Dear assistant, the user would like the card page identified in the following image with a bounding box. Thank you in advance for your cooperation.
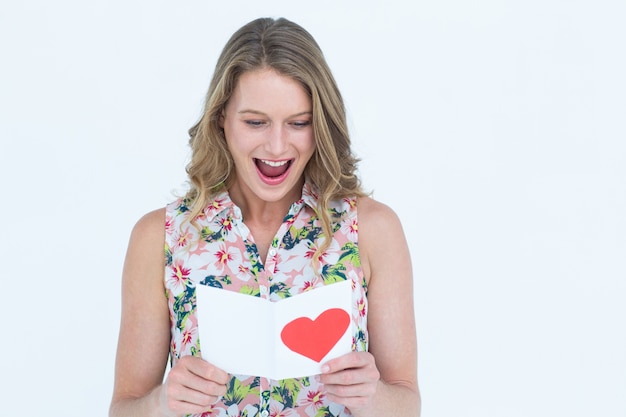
[196,280,353,379]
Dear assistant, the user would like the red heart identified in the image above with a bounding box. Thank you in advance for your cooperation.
[280,308,351,362]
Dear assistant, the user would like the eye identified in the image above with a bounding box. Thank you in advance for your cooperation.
[290,121,312,128]
[245,120,266,127]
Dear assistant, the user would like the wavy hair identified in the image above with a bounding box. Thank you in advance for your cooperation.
[185,17,366,255]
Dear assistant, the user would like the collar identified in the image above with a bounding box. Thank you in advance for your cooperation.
[200,181,320,223]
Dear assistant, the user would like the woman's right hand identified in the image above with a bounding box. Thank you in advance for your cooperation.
[159,356,229,417]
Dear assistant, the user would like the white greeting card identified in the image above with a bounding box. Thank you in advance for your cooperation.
[196,280,353,380]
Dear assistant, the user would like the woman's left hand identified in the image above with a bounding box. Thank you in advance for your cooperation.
[319,351,380,412]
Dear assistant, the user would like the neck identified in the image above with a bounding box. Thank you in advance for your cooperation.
[228,178,304,224]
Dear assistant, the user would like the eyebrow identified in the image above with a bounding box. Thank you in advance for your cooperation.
[238,110,312,118]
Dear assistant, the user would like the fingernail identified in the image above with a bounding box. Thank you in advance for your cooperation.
[321,365,330,373]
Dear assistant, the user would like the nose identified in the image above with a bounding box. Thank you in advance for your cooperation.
[266,124,288,155]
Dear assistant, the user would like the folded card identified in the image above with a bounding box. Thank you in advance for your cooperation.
[196,280,353,380]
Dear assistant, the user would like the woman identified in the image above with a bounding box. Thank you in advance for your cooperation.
[110,17,420,417]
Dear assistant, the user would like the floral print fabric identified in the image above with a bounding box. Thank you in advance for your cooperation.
[164,183,368,417]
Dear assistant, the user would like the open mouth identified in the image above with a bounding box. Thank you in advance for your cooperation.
[255,158,292,178]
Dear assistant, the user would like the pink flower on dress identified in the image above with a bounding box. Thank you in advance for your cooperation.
[165,215,174,235]
[181,326,197,347]
[303,389,325,408]
[269,403,297,417]
[206,243,242,275]
[304,244,319,261]
[343,197,357,209]
[204,197,227,218]
[170,339,178,358]
[236,263,253,282]
[357,297,367,317]
[216,249,231,264]
[168,260,190,293]
[172,231,193,250]
[341,218,358,238]
[304,238,340,266]
[220,215,234,232]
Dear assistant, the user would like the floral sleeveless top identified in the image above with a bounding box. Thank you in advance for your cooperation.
[164,183,368,417]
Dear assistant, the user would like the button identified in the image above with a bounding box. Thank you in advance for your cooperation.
[269,248,276,256]
[261,411,269,417]
[260,285,268,295]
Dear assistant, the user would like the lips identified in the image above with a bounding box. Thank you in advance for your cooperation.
[255,158,292,179]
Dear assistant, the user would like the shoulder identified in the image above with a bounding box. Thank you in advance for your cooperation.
[125,208,167,265]
[121,208,167,299]
[357,196,404,237]
[131,208,166,241]
[356,196,410,283]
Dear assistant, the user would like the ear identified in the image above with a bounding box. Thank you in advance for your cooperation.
[218,111,225,128]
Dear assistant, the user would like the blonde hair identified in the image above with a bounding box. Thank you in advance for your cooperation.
[185,17,366,254]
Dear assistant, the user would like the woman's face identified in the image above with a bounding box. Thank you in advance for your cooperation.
[221,68,315,205]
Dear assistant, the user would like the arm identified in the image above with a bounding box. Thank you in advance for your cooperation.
[320,197,421,416]
[109,209,228,417]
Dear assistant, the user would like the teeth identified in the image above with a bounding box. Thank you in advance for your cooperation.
[260,159,288,167]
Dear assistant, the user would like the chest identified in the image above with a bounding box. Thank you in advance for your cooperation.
[245,219,284,265]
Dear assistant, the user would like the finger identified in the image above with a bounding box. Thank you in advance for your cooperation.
[168,366,228,403]
[167,380,226,411]
[323,377,378,412]
[324,381,377,399]
[325,391,372,411]
[183,373,228,398]
[182,356,230,385]
[321,351,372,374]
[320,367,380,389]
[320,354,379,387]
[162,380,223,416]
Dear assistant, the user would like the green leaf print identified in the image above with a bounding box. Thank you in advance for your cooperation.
[282,223,322,250]
[300,224,322,243]
[315,406,339,417]
[328,206,346,219]
[176,199,191,214]
[164,244,172,266]
[338,241,360,268]
[189,345,199,357]
[222,377,260,407]
[321,263,347,284]
[201,226,223,243]
[354,328,367,351]
[200,275,223,289]
[239,285,260,297]
[271,379,301,409]
[244,242,264,275]
[282,232,296,250]
[270,281,291,299]
[261,389,270,402]
[172,286,195,329]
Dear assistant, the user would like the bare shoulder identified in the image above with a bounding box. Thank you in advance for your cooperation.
[356,196,410,284]
[121,207,167,293]
[130,208,166,243]
[357,196,405,243]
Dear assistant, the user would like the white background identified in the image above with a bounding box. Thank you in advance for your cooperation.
[1,1,624,416]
